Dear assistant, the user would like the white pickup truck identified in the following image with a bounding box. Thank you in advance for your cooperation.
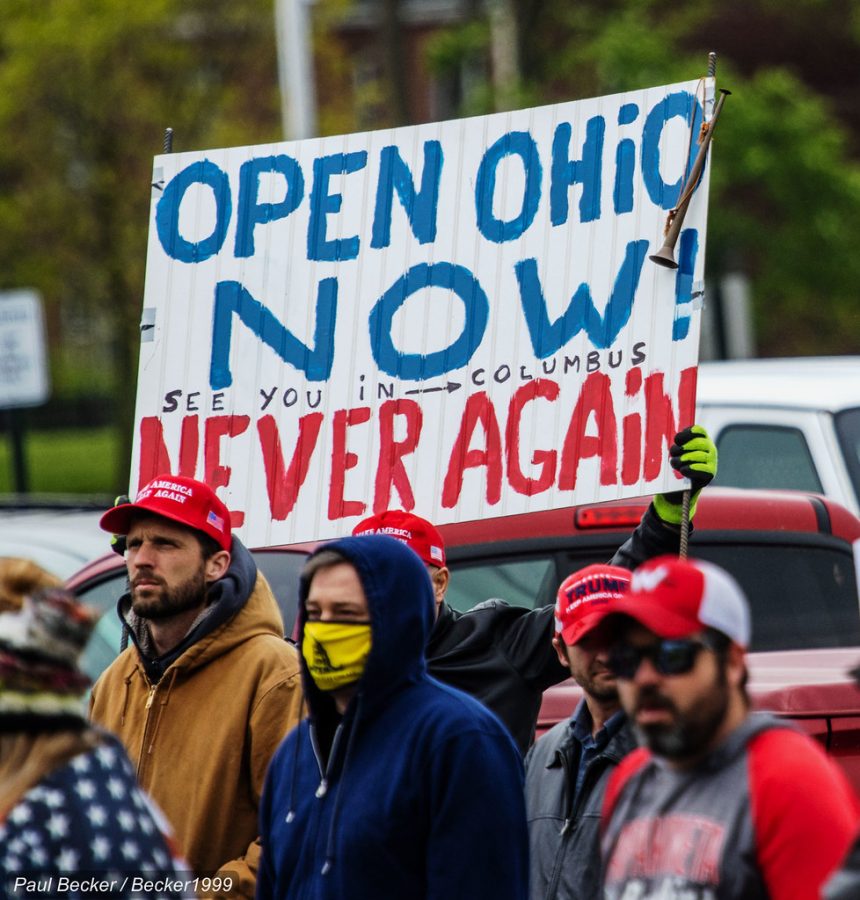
[696,356,860,515]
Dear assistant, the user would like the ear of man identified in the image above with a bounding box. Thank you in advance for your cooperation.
[551,636,571,670]
[204,550,231,584]
[430,566,449,605]
[725,641,747,692]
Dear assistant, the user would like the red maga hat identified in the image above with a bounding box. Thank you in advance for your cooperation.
[554,564,631,645]
[99,475,232,551]
[352,510,446,567]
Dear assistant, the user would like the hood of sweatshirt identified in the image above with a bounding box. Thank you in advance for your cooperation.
[119,536,282,683]
[297,534,434,723]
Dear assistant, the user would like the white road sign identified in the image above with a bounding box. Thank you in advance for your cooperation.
[0,290,50,410]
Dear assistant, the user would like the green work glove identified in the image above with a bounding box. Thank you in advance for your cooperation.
[110,494,130,556]
[653,425,717,525]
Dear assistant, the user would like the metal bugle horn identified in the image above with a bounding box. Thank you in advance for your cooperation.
[650,88,731,269]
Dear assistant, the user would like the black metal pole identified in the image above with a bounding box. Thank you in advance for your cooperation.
[5,408,29,494]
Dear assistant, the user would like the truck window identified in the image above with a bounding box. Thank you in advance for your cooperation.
[446,557,558,613]
[692,542,860,651]
[834,407,860,509]
[715,425,823,494]
[447,541,860,653]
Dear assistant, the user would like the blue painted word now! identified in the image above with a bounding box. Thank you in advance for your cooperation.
[207,232,697,389]
[156,91,703,264]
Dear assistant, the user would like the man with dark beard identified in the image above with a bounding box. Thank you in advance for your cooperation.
[88,475,304,898]
[599,555,859,900]
[524,564,637,900]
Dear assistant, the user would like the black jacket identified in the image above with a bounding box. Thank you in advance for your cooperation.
[425,503,680,753]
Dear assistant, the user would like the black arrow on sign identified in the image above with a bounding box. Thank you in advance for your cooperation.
[404,382,462,396]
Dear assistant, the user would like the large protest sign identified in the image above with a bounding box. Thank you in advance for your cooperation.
[132,77,714,545]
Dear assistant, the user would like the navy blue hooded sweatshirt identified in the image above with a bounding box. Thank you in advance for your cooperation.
[256,535,529,900]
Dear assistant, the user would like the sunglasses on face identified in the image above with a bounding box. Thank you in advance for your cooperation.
[607,636,714,679]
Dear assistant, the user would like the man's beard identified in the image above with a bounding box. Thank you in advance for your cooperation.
[574,660,618,704]
[633,666,730,760]
[131,568,207,621]
[580,671,618,703]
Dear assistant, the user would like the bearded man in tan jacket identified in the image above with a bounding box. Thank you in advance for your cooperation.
[90,474,304,898]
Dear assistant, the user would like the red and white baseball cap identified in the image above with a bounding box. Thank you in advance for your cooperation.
[609,555,751,647]
[99,475,232,551]
[555,564,631,645]
[352,510,446,567]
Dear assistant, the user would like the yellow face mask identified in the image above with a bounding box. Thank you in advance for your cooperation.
[302,620,372,692]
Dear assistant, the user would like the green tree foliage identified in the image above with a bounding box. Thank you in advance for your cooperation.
[431,0,860,354]
[0,0,282,489]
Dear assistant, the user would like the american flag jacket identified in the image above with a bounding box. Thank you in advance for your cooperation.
[1,734,189,900]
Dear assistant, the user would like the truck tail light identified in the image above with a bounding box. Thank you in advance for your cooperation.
[575,504,648,529]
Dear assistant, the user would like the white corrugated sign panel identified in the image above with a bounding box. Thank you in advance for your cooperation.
[132,78,715,545]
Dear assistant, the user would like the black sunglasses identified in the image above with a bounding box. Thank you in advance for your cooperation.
[607,636,714,679]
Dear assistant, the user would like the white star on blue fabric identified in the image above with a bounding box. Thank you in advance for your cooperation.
[91,835,111,860]
[56,847,79,871]
[96,744,118,768]
[120,839,140,861]
[8,804,31,825]
[43,788,65,808]
[70,754,91,773]
[107,777,126,799]
[86,803,108,827]
[45,812,69,838]
[75,778,97,800]
[1,741,190,899]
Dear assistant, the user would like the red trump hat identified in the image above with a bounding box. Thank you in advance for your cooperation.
[555,564,631,645]
[100,475,232,551]
[352,510,446,567]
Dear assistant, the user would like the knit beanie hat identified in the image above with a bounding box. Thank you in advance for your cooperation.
[0,586,97,731]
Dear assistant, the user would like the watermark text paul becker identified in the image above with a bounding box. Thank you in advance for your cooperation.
[11,874,233,894]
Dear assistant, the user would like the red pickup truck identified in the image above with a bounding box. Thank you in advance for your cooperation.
[69,487,860,790]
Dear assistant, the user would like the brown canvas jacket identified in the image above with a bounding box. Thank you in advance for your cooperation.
[90,572,303,898]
